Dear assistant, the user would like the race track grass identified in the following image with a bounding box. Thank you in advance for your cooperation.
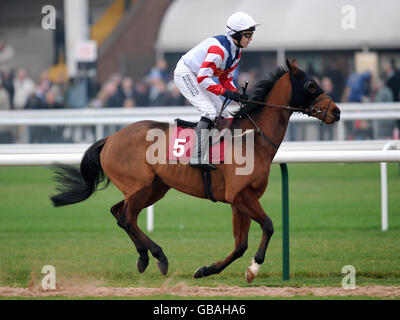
[0,163,399,290]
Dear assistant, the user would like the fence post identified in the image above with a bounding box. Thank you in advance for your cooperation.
[280,163,290,280]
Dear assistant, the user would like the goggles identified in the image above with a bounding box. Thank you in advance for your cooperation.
[241,31,254,39]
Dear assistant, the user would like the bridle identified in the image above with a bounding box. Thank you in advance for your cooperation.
[235,95,334,149]
[238,95,334,122]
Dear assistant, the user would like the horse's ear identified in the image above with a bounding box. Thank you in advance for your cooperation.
[286,59,301,78]
[286,59,292,72]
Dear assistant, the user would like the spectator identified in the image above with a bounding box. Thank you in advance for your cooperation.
[342,70,372,139]
[372,78,393,102]
[0,77,10,110]
[109,73,123,94]
[103,81,119,108]
[133,81,149,106]
[52,72,69,106]
[147,58,170,84]
[42,88,63,109]
[13,68,35,109]
[106,76,132,108]
[29,88,64,143]
[372,77,395,138]
[105,76,137,108]
[324,60,345,102]
[120,76,136,105]
[1,70,14,108]
[38,70,52,96]
[148,77,169,106]
[166,81,185,106]
[319,77,335,140]
[0,42,15,74]
[88,82,113,108]
[342,70,372,102]
[0,77,14,143]
[24,89,42,109]
[32,70,53,104]
[123,98,135,108]
[382,59,400,102]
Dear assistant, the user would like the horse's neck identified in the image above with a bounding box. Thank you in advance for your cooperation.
[255,73,292,152]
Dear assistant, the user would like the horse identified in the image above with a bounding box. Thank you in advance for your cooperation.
[50,59,341,283]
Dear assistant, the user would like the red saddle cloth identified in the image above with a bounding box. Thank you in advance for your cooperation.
[167,118,233,163]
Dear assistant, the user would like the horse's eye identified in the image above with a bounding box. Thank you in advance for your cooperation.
[304,80,317,94]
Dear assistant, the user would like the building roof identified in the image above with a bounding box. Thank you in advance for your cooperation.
[156,0,400,52]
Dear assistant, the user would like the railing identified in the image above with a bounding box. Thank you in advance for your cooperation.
[0,103,399,143]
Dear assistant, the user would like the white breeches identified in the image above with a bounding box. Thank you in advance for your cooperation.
[174,59,230,121]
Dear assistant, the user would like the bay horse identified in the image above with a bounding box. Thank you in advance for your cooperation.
[51,59,341,283]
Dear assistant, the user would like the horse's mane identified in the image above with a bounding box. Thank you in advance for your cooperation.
[232,67,287,119]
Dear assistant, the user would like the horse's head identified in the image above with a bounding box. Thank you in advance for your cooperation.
[286,59,341,124]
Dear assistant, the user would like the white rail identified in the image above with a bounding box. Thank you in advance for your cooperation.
[1,150,400,166]
[1,105,400,125]
[1,103,400,142]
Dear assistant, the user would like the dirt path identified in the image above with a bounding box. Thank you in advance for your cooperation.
[1,283,400,298]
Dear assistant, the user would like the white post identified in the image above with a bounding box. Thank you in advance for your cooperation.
[337,120,345,140]
[276,47,286,67]
[64,0,89,78]
[380,161,388,231]
[147,205,154,232]
[380,142,398,231]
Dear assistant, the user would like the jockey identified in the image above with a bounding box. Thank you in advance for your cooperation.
[174,12,259,170]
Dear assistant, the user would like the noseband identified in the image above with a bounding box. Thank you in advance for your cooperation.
[303,95,334,125]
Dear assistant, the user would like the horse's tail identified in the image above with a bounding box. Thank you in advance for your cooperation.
[50,138,109,207]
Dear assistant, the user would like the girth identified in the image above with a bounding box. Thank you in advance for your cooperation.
[201,167,217,202]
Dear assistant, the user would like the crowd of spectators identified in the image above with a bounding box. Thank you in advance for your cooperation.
[0,57,187,112]
[1,38,400,142]
[296,59,400,140]
[88,59,187,109]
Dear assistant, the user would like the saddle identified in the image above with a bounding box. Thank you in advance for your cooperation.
[169,118,234,203]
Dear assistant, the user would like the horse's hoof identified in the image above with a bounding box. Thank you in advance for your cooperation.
[157,260,168,276]
[137,257,149,273]
[245,268,256,283]
[193,266,207,278]
[245,258,260,283]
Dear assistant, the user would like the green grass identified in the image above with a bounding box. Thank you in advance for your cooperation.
[0,163,399,292]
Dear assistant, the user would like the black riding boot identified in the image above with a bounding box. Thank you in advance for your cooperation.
[189,117,217,170]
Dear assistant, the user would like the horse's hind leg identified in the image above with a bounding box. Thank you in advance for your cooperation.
[110,200,149,273]
[194,205,251,278]
[117,185,169,276]
[233,187,274,283]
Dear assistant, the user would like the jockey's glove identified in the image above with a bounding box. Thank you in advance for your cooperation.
[222,89,248,102]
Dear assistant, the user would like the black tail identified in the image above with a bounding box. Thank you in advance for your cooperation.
[50,138,109,207]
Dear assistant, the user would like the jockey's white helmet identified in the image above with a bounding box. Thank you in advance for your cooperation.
[225,12,259,35]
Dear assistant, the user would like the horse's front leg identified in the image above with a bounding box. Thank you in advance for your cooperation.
[193,205,251,278]
[233,187,274,283]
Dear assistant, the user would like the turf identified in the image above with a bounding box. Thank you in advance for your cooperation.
[0,163,399,289]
